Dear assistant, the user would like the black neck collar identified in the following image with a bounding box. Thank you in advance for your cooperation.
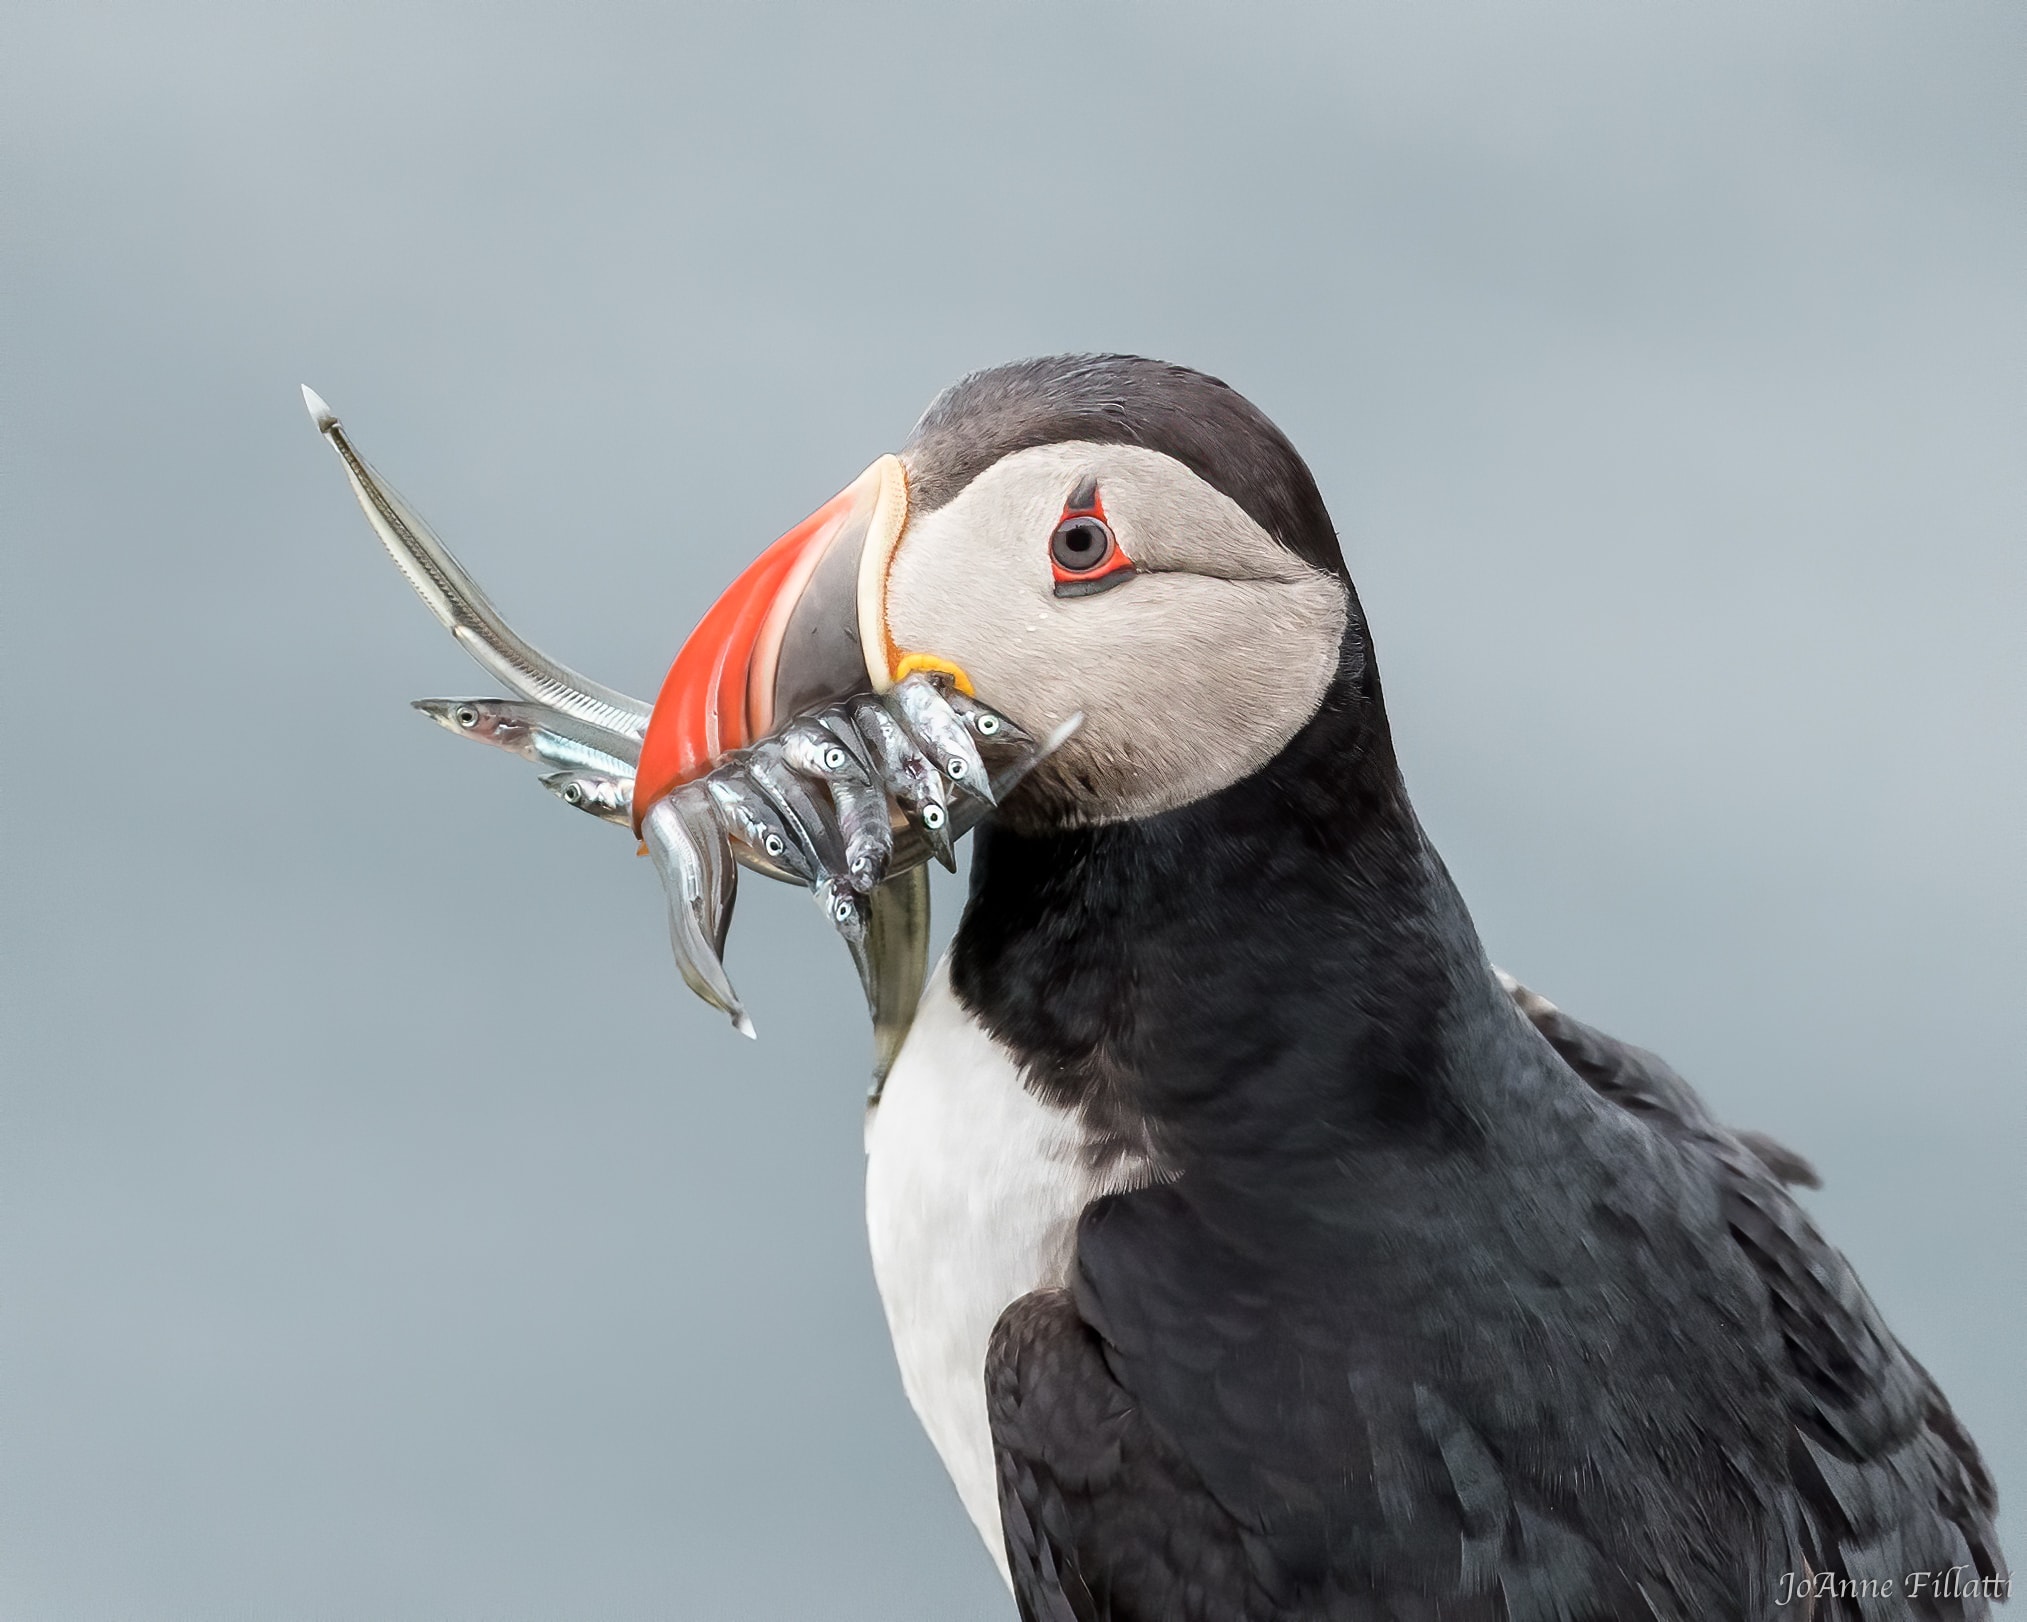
[950,636,1513,1183]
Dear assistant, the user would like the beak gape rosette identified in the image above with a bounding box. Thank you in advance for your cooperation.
[303,387,1076,1078]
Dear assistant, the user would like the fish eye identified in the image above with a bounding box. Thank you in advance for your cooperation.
[562,782,585,804]
[975,714,1001,736]
[833,897,855,923]
[945,757,968,779]
[1050,515,1113,574]
[921,803,946,830]
[764,833,785,856]
[454,705,480,728]
[822,745,847,772]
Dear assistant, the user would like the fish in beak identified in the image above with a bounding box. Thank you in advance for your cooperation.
[305,388,1067,1071]
[301,386,652,745]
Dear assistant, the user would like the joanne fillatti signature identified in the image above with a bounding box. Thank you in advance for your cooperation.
[1776,1567,2010,1607]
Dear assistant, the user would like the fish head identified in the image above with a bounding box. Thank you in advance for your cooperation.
[414,697,532,750]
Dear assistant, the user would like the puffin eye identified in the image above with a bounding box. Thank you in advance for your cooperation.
[1049,480,1137,598]
[1050,516,1113,574]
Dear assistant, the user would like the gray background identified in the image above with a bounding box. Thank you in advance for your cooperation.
[4,2,2020,1617]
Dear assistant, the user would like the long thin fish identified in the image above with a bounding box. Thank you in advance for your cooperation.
[816,877,874,1002]
[415,696,641,765]
[850,696,955,871]
[303,387,652,741]
[705,775,812,885]
[744,748,851,883]
[780,720,892,889]
[980,711,1081,805]
[540,769,634,826]
[641,788,748,1036]
[864,864,931,1104]
[414,699,638,778]
[891,673,993,805]
[944,690,1034,755]
[880,712,1082,870]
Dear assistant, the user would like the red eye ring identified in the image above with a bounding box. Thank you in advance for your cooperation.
[1049,481,1136,598]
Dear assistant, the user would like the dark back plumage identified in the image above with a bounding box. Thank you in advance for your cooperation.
[950,524,2003,1618]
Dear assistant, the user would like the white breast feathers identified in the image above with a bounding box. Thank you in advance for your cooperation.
[863,955,1152,1585]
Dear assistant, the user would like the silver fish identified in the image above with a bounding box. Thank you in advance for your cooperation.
[705,775,811,886]
[778,719,863,783]
[540,769,633,826]
[641,787,747,1036]
[882,709,1085,870]
[815,875,874,1006]
[829,777,894,891]
[817,711,878,775]
[780,720,892,889]
[891,673,993,804]
[944,689,1034,754]
[303,387,652,741]
[849,695,955,871]
[414,698,638,778]
[986,710,1081,801]
[864,865,931,1102]
[744,746,851,884]
[816,876,870,944]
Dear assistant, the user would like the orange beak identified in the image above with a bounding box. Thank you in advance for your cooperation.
[632,454,909,832]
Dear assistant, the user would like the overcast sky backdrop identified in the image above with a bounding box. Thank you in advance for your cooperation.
[4,2,2021,1617]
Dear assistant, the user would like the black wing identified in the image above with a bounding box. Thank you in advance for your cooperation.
[1500,972,1820,1188]
[988,1197,1667,1622]
[990,1288,1288,1622]
[1505,984,2003,1603]
[987,999,2003,1622]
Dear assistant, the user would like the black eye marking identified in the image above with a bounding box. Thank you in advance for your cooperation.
[1049,479,1136,599]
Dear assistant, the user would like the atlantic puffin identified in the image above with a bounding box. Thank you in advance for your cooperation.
[628,355,2004,1620]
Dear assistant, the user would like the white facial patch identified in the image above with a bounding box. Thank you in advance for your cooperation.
[886,442,1348,823]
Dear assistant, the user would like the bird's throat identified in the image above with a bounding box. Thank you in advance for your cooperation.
[950,661,1503,1183]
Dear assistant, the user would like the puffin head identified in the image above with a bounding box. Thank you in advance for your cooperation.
[633,355,1360,833]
